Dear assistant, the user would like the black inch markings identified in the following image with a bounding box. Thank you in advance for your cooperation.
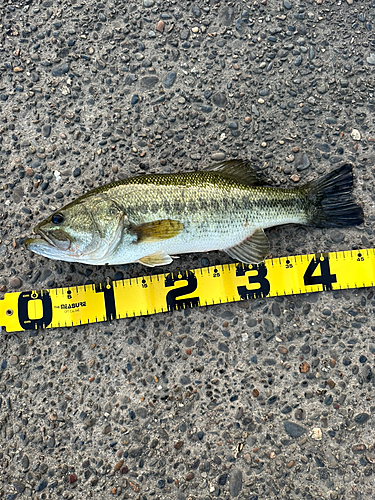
[1,248,374,333]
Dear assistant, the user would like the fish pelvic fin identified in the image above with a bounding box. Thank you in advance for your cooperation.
[204,159,263,186]
[224,228,270,264]
[138,250,173,267]
[304,163,364,228]
[131,219,183,243]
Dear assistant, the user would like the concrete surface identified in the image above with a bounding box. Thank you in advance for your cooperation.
[0,0,375,499]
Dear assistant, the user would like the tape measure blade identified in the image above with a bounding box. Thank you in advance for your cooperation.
[0,292,23,332]
[2,247,375,334]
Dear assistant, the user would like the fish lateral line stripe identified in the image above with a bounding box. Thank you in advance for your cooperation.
[1,247,375,333]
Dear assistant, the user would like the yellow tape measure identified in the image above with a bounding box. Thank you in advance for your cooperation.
[1,247,374,333]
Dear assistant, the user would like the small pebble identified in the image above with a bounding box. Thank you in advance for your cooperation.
[163,72,176,89]
[351,129,361,141]
[284,421,306,438]
[212,92,227,107]
[114,460,124,471]
[352,444,367,453]
[299,361,310,373]
[229,469,242,497]
[174,441,184,450]
[9,277,22,289]
[311,428,323,440]
[9,355,19,366]
[42,125,51,138]
[354,413,370,425]
[211,152,226,161]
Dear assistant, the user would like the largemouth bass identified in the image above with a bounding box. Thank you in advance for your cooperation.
[25,160,363,267]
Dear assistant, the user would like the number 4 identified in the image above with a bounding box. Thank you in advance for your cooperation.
[303,255,337,291]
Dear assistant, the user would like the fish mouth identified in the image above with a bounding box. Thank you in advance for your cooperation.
[26,228,72,252]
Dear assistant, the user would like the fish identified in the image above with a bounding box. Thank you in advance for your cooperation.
[25,160,364,267]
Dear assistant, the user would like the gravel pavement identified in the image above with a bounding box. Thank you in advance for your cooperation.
[1,1,375,499]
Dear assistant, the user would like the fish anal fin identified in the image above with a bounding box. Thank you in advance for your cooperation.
[224,228,270,264]
[138,251,173,267]
[132,219,183,243]
[204,159,263,186]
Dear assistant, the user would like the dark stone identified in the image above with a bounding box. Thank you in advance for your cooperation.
[221,6,234,26]
[201,105,212,113]
[21,455,29,469]
[35,480,48,492]
[263,318,274,333]
[218,342,229,353]
[316,143,331,152]
[163,72,176,88]
[13,481,25,494]
[212,92,227,107]
[218,473,228,485]
[51,63,69,77]
[235,18,244,32]
[136,407,147,418]
[284,421,307,438]
[281,405,292,414]
[39,269,52,283]
[77,363,88,374]
[325,395,333,405]
[192,5,201,17]
[220,311,234,320]
[229,469,242,497]
[129,409,136,420]
[354,413,370,425]
[141,76,159,89]
[42,125,51,138]
[180,375,191,385]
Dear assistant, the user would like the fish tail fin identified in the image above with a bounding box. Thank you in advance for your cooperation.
[305,163,364,228]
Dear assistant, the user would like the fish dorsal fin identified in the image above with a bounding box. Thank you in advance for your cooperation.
[131,219,183,243]
[204,159,263,186]
[224,228,270,264]
[138,250,173,267]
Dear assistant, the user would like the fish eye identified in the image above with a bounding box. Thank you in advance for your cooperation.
[51,213,64,225]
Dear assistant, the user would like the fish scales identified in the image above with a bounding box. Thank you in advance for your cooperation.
[91,173,307,260]
[25,161,364,267]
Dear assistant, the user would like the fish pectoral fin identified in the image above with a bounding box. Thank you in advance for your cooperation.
[138,251,173,267]
[131,219,183,243]
[204,159,263,186]
[224,228,270,264]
